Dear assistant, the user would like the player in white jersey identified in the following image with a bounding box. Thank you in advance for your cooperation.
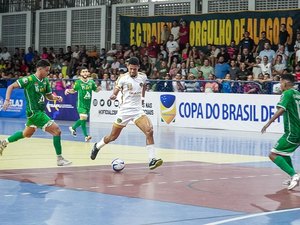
[90,57,163,170]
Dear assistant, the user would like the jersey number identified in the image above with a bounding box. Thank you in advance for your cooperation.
[84,92,91,99]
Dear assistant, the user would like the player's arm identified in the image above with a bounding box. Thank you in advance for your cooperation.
[46,93,63,102]
[110,86,120,100]
[65,88,77,95]
[261,107,285,133]
[3,82,20,110]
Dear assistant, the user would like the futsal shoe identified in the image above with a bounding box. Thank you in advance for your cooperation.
[85,136,92,142]
[57,157,72,166]
[288,174,299,190]
[69,126,77,137]
[149,158,163,170]
[0,140,7,156]
[90,143,100,160]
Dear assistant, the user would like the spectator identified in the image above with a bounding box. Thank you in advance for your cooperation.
[227,40,238,60]
[272,54,287,76]
[243,75,261,94]
[147,36,160,65]
[171,20,180,42]
[160,23,170,46]
[252,56,263,79]
[219,74,232,93]
[200,58,214,80]
[274,44,289,65]
[256,31,271,55]
[166,34,180,65]
[185,73,199,92]
[204,73,219,93]
[279,23,290,46]
[172,73,185,92]
[214,56,230,79]
[217,46,230,63]
[0,47,11,61]
[259,56,272,76]
[238,31,256,54]
[178,20,189,50]
[237,62,250,81]
[259,43,276,63]
[228,59,240,80]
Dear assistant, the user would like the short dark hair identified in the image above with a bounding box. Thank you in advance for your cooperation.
[127,57,139,66]
[36,59,50,68]
[281,74,295,83]
[79,66,88,74]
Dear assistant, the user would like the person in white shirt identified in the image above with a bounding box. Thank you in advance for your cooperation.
[90,57,163,170]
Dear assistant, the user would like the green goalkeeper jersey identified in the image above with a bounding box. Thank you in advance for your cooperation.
[17,74,52,117]
[277,88,300,143]
[74,79,97,110]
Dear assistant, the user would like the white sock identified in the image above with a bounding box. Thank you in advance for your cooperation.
[146,144,156,162]
[96,137,106,149]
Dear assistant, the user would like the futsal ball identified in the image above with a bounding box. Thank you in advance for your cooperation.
[111,158,125,172]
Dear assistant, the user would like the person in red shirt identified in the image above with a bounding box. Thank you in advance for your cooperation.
[147,36,159,65]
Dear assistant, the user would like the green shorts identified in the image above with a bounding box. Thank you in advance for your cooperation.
[271,134,300,156]
[26,111,53,131]
[77,107,90,115]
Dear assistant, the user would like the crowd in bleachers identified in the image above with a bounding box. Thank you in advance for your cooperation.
[0,20,300,94]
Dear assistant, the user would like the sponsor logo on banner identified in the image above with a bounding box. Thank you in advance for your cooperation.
[160,94,176,124]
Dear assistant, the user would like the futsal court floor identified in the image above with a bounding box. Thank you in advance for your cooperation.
[0,117,299,225]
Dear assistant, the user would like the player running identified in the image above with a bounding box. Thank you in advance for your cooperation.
[90,57,163,170]
[261,74,300,190]
[65,66,100,142]
[0,59,71,166]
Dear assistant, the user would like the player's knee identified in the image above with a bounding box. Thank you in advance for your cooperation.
[53,128,61,136]
[23,133,33,138]
[145,127,153,137]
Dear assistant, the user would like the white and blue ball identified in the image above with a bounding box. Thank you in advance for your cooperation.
[111,158,125,172]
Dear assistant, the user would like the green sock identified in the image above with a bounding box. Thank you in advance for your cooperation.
[72,119,82,130]
[274,156,296,177]
[7,131,24,143]
[53,136,62,155]
[283,156,294,169]
[81,120,88,137]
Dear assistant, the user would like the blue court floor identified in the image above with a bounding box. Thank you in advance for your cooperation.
[0,117,299,225]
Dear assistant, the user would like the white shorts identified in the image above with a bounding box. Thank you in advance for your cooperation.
[114,110,146,127]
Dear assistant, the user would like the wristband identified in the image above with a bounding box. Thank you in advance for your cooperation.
[141,97,145,100]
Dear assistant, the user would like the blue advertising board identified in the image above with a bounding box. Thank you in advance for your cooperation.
[45,90,78,121]
[0,88,26,118]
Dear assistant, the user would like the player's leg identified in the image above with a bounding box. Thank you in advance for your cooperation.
[90,123,124,160]
[0,126,35,156]
[78,111,91,142]
[270,134,299,190]
[69,110,82,137]
[90,113,128,160]
[34,112,71,166]
[135,115,163,170]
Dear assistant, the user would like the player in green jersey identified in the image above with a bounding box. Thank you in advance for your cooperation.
[65,66,100,142]
[261,74,300,190]
[0,59,72,166]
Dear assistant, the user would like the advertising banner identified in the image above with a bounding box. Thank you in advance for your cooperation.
[158,93,283,133]
[45,90,78,121]
[120,9,300,48]
[0,88,26,118]
[90,91,159,125]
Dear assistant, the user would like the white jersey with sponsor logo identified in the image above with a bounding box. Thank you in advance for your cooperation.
[116,72,147,114]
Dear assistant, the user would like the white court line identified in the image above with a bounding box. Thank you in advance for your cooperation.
[204,208,300,225]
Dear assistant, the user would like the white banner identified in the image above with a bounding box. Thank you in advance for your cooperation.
[90,91,159,125]
[90,92,284,133]
[157,93,283,133]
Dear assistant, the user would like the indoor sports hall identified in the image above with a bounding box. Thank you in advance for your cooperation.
[0,117,299,225]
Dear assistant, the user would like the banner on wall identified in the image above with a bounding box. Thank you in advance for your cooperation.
[0,88,26,118]
[120,9,300,48]
[158,93,283,132]
[90,91,159,125]
[90,92,284,133]
[45,90,78,121]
